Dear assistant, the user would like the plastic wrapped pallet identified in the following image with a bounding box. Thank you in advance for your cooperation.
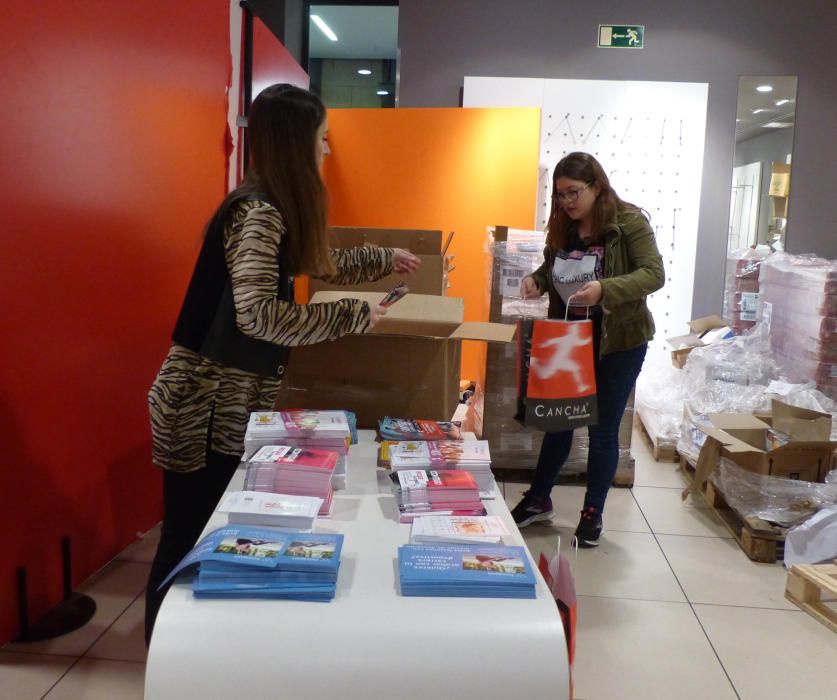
[635,363,687,455]
[759,252,837,399]
[722,247,770,335]
[711,458,837,528]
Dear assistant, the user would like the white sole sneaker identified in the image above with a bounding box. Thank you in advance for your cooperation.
[516,511,554,528]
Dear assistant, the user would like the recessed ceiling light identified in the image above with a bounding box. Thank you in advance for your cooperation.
[775,99,790,106]
[311,14,338,41]
[764,122,793,128]
[357,69,372,76]
[752,108,766,114]
[756,85,773,92]
[376,90,389,96]
[735,118,743,122]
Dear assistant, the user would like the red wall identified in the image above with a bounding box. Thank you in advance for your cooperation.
[0,2,231,643]
[253,17,310,94]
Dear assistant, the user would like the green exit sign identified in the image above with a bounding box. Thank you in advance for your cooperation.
[598,24,645,49]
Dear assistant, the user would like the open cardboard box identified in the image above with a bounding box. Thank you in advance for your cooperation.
[699,408,836,483]
[308,227,454,297]
[667,315,732,369]
[274,292,515,428]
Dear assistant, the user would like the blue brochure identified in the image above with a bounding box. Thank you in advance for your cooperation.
[159,526,343,591]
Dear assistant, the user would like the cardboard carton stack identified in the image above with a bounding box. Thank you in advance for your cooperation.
[480,226,635,483]
[275,227,516,428]
[723,248,769,335]
[758,252,837,400]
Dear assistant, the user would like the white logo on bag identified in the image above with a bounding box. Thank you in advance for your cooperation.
[535,403,591,418]
[529,325,592,392]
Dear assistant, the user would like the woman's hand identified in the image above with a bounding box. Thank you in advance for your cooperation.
[369,304,387,329]
[520,275,542,299]
[569,281,603,306]
[393,248,421,275]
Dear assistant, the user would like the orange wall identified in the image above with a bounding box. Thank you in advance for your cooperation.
[0,2,230,644]
[322,107,540,382]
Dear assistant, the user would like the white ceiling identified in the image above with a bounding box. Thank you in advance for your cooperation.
[309,5,398,60]
[735,75,797,142]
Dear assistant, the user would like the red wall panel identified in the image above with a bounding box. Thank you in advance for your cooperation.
[0,2,230,643]
[252,17,310,95]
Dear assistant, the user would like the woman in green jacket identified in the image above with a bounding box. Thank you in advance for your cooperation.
[511,152,664,546]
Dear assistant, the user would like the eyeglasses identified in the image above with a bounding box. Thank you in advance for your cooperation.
[553,182,592,203]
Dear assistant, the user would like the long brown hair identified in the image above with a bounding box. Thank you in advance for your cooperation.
[225,83,334,276]
[545,152,641,251]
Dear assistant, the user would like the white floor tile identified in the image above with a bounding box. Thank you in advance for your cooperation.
[632,486,732,538]
[86,597,147,663]
[657,534,796,609]
[0,651,75,700]
[42,658,145,700]
[694,604,837,700]
[631,428,689,488]
[573,596,737,700]
[523,530,686,603]
[4,561,150,657]
[116,523,161,563]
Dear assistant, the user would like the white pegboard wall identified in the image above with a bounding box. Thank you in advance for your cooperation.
[464,78,709,371]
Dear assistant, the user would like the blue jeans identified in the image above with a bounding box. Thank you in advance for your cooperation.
[529,338,647,513]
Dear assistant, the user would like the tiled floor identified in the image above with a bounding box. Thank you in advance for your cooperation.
[2,429,835,699]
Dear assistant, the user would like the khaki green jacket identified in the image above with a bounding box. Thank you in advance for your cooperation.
[530,208,665,357]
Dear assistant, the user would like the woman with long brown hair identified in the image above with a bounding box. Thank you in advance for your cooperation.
[145,84,420,643]
[511,152,664,546]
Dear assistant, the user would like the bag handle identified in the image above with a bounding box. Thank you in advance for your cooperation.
[564,297,590,321]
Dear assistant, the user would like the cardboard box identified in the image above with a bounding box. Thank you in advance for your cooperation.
[701,412,836,482]
[308,227,453,297]
[667,315,732,369]
[770,399,832,442]
[274,292,515,428]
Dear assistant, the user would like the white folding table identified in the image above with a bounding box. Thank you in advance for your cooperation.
[145,431,570,700]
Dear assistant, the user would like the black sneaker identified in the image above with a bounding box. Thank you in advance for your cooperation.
[574,506,603,547]
[510,490,554,528]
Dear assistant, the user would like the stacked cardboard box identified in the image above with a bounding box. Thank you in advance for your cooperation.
[481,226,635,484]
[759,252,837,400]
[276,291,514,429]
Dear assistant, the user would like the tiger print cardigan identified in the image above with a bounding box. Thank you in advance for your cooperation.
[148,199,393,472]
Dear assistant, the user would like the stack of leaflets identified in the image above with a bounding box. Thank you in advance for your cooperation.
[244,446,336,517]
[398,543,536,598]
[378,417,462,442]
[244,411,351,489]
[159,526,343,601]
[388,440,495,495]
[409,515,510,545]
[390,469,486,523]
[218,491,323,530]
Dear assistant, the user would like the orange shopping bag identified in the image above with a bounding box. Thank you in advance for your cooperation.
[515,316,598,432]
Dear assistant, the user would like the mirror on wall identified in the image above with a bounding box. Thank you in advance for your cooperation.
[727,76,797,253]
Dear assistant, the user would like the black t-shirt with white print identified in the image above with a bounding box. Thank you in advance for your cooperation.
[550,233,604,318]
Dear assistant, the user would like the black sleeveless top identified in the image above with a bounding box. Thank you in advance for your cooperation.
[171,193,293,377]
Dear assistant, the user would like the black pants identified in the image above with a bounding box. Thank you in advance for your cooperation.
[144,448,241,646]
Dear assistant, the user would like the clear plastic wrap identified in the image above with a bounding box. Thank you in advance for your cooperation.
[711,458,837,527]
[723,247,770,334]
[759,252,837,399]
[635,363,687,451]
[486,227,548,320]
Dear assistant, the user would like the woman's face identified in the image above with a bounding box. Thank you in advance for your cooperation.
[554,176,599,224]
[315,117,329,169]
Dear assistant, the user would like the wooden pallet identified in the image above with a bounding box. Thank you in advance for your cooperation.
[680,454,789,564]
[785,561,837,634]
[635,412,678,462]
